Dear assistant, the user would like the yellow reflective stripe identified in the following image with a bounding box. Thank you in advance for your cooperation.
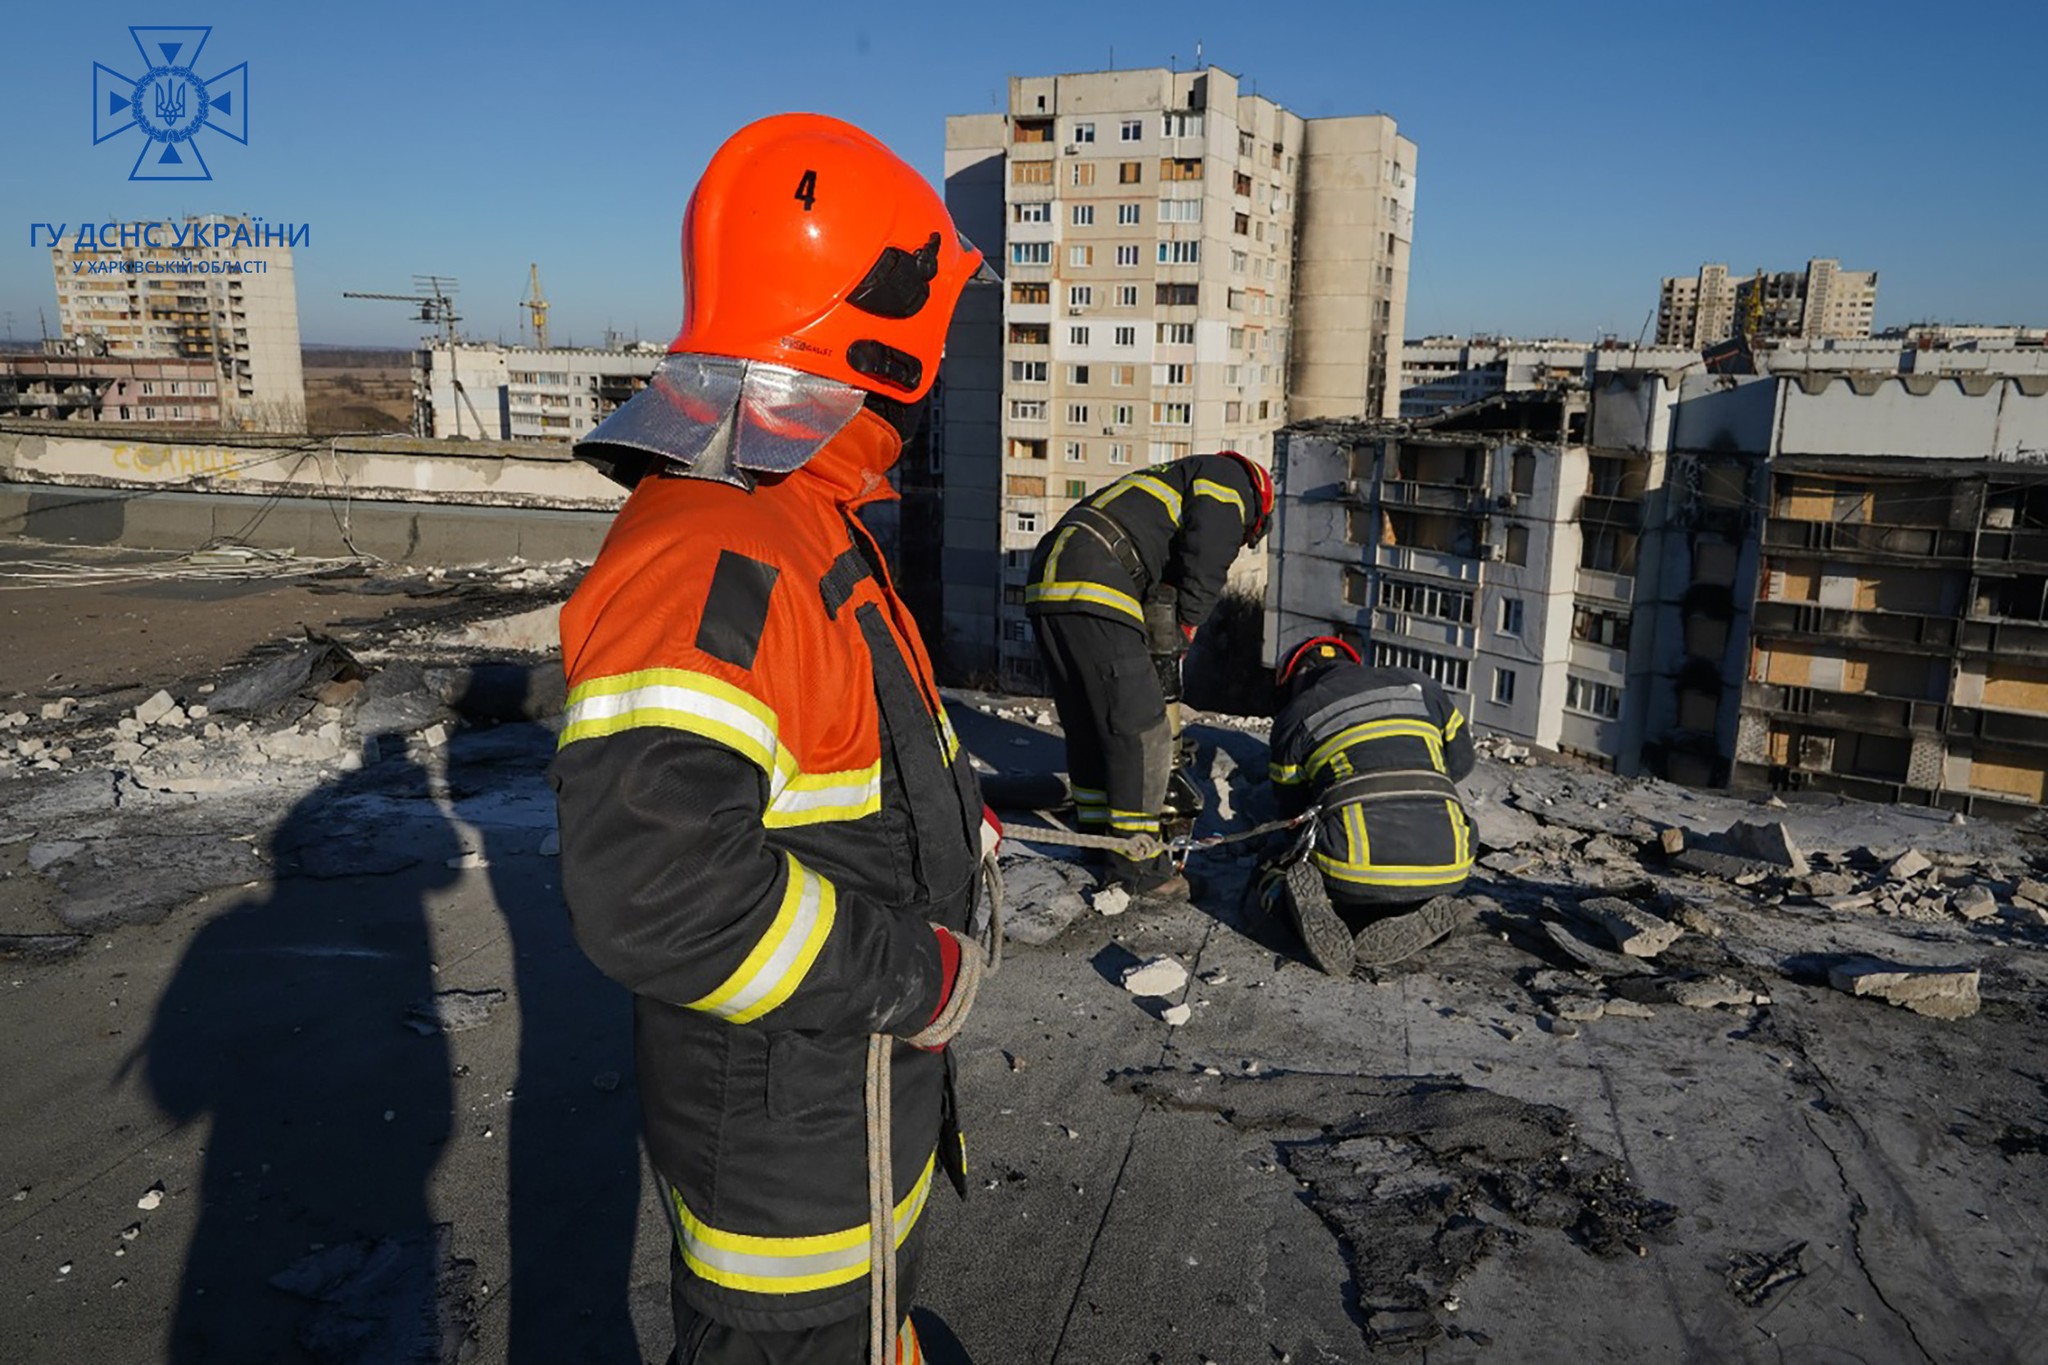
[1442,708,1466,742]
[765,765,882,828]
[1313,798,1472,887]
[1192,477,1245,516]
[562,669,882,829]
[1026,579,1145,622]
[560,668,783,775]
[1304,719,1444,779]
[1270,761,1305,786]
[936,707,961,764]
[1100,472,1182,519]
[688,856,837,1024]
[673,1153,936,1295]
[1109,811,1161,833]
[1069,784,1106,802]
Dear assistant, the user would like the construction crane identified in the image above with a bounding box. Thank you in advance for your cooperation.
[522,263,550,351]
[342,276,487,438]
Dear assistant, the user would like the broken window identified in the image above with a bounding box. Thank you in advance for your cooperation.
[1511,450,1535,496]
[1985,575,2048,622]
[1379,578,1474,624]
[1581,529,1637,575]
[1573,606,1632,649]
[1504,525,1530,566]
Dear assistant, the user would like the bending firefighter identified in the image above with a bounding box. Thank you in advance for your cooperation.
[551,114,1000,1364]
[1025,452,1273,895]
[1263,637,1478,973]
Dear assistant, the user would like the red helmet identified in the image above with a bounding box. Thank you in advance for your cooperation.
[1276,635,1362,690]
[669,113,984,404]
[1219,450,1275,546]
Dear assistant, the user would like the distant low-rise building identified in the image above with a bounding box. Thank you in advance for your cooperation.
[0,348,219,424]
[416,343,663,441]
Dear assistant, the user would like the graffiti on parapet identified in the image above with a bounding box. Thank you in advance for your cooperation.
[110,444,246,481]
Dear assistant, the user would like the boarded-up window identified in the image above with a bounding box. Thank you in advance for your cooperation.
[1767,558,1820,602]
[1007,475,1046,496]
[1971,748,2048,803]
[1768,726,1792,766]
[1983,663,2048,713]
[1776,477,1837,520]
[1761,646,1815,687]
[1505,525,1530,566]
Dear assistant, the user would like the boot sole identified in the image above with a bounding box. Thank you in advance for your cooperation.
[1352,896,1473,968]
[1283,859,1355,975]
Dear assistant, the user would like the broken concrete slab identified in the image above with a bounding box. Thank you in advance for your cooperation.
[1562,896,1682,958]
[1721,820,1809,874]
[1091,884,1132,918]
[1887,849,1933,881]
[1540,920,1653,977]
[1826,958,1981,1020]
[134,690,178,726]
[1952,886,1998,922]
[1658,827,1686,857]
[996,856,1096,946]
[207,637,365,719]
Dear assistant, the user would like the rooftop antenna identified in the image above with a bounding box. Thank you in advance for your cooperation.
[341,275,477,437]
[1195,40,1203,67]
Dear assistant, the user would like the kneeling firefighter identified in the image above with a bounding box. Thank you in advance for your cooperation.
[551,114,1001,1364]
[1263,637,1478,972]
[1024,452,1274,895]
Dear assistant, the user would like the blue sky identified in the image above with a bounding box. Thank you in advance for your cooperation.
[4,0,2042,347]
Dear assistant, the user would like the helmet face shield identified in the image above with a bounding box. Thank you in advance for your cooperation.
[574,353,866,487]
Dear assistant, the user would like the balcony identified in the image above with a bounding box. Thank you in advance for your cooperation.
[1764,518,1973,561]
[1752,601,1960,654]
[1959,617,2048,659]
[1373,543,1483,583]
[1379,480,1487,514]
[1575,568,1634,603]
[1577,494,1642,532]
[1949,706,2048,750]
[1744,680,1944,735]
[1975,529,2048,569]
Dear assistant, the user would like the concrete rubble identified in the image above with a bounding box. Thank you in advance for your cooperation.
[3,548,2048,1363]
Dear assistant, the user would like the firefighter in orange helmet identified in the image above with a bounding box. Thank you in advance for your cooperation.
[552,114,1000,1364]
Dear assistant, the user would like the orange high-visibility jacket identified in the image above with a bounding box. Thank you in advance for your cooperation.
[551,410,984,1332]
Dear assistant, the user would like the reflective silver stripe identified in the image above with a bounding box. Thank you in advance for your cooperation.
[689,858,836,1024]
[673,1155,936,1294]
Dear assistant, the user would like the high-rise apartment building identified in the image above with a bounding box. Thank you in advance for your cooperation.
[933,66,1415,685]
[49,214,304,431]
[1655,260,1877,349]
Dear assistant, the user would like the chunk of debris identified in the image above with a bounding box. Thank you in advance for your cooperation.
[1952,886,1998,923]
[1161,1003,1193,1026]
[1722,821,1809,875]
[1092,884,1132,918]
[1827,959,1980,1020]
[1602,998,1654,1020]
[137,1183,164,1211]
[1122,955,1189,998]
[1886,849,1932,882]
[1562,897,1682,958]
[134,691,178,727]
[1551,997,1606,1023]
[268,1226,476,1364]
[1541,921,1653,977]
[1658,828,1686,857]
[1727,1242,1806,1308]
[996,857,1096,945]
[40,698,76,721]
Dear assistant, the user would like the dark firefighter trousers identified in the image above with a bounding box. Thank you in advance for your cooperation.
[1031,611,1176,887]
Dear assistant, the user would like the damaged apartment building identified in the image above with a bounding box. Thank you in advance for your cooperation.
[1270,367,2048,816]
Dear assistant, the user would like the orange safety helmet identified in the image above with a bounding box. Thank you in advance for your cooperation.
[1276,635,1362,690]
[670,112,985,404]
[1218,450,1275,546]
